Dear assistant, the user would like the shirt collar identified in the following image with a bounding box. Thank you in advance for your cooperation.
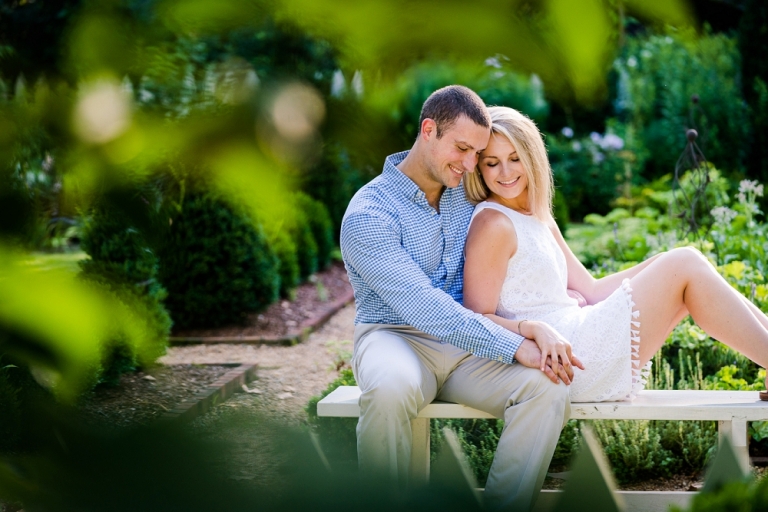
[382,151,424,202]
[383,150,462,206]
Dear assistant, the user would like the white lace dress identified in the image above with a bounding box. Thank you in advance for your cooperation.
[470,201,650,402]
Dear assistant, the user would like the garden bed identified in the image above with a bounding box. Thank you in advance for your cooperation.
[171,261,352,343]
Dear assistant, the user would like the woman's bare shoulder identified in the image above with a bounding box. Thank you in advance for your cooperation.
[469,207,516,236]
[466,207,517,256]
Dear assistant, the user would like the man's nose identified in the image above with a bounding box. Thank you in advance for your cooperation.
[464,154,478,172]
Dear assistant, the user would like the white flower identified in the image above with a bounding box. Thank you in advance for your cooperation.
[561,127,574,138]
[484,56,502,69]
[711,206,737,226]
[627,56,637,68]
[590,132,602,144]
[739,180,755,194]
[571,141,582,152]
[600,133,624,151]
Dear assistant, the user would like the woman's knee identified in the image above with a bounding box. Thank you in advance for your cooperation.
[664,246,711,272]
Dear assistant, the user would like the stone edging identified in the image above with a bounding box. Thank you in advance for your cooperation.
[168,288,354,346]
[159,363,258,424]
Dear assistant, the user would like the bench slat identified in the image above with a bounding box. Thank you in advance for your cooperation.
[318,386,768,422]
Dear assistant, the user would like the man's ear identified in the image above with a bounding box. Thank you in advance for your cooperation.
[420,118,437,141]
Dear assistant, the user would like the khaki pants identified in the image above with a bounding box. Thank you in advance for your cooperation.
[352,324,571,512]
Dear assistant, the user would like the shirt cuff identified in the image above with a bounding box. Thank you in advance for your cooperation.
[480,317,524,364]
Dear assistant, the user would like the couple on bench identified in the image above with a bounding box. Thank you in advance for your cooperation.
[340,85,768,511]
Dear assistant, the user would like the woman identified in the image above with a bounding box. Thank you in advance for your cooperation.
[462,106,768,402]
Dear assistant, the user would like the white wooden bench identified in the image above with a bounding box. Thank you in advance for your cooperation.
[318,386,768,486]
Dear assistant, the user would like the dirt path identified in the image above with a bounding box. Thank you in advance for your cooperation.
[160,303,355,425]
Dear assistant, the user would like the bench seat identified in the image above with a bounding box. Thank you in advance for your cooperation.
[318,386,768,485]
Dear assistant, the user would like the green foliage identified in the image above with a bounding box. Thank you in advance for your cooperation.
[306,367,358,463]
[266,228,300,298]
[286,207,318,280]
[302,143,373,239]
[0,363,21,452]
[613,30,749,177]
[552,420,581,466]
[79,205,171,387]
[159,193,279,329]
[591,419,676,482]
[673,478,768,512]
[739,0,768,183]
[432,418,504,486]
[394,59,549,145]
[548,129,637,220]
[294,192,334,271]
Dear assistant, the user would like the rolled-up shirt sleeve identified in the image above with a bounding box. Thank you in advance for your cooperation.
[341,210,524,364]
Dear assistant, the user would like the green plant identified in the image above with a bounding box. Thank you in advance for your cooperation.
[306,367,358,464]
[672,478,768,512]
[278,205,318,281]
[266,228,300,298]
[294,192,334,271]
[614,30,750,178]
[79,204,172,387]
[159,193,279,329]
[548,129,639,220]
[0,362,21,452]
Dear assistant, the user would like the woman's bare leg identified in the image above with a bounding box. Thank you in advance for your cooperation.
[627,247,768,385]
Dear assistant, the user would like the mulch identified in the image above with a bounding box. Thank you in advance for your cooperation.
[172,261,351,340]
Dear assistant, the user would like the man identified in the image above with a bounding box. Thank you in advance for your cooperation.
[340,85,570,511]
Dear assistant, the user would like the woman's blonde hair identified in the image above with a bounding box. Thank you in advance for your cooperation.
[464,106,554,221]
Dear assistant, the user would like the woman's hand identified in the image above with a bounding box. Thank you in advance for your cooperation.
[520,320,585,383]
[567,289,588,307]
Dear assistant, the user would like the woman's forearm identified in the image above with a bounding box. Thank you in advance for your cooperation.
[483,313,530,338]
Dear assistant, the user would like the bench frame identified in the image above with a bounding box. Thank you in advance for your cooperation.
[318,387,768,485]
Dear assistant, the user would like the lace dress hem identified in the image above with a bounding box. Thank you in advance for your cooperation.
[624,278,652,400]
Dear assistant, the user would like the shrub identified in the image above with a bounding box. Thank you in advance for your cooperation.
[395,59,549,144]
[159,193,280,329]
[79,205,171,386]
[302,142,374,239]
[431,418,504,486]
[548,129,637,220]
[266,228,300,298]
[613,30,750,178]
[294,192,334,271]
[270,198,318,281]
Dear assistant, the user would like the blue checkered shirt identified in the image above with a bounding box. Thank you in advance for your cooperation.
[340,151,524,364]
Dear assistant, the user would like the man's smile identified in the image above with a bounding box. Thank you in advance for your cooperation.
[448,164,465,176]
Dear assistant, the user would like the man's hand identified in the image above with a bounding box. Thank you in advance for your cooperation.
[514,338,585,385]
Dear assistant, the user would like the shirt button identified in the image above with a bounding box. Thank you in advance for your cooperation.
[497,356,503,362]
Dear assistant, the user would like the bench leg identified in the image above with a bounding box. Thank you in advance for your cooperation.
[409,417,430,486]
[719,419,749,471]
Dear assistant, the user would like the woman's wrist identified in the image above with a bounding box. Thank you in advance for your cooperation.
[518,319,530,337]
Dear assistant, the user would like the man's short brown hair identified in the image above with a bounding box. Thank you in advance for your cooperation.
[418,85,490,138]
